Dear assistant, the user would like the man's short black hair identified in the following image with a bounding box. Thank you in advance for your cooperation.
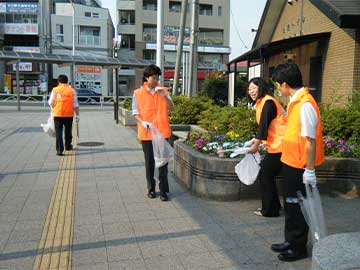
[246,77,272,105]
[143,64,161,82]
[58,74,68,84]
[272,62,303,89]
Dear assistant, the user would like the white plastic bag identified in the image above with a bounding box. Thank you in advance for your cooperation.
[297,184,327,242]
[235,152,261,185]
[41,116,55,138]
[151,126,173,168]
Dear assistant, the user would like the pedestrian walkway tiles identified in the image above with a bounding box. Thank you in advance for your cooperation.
[33,127,78,269]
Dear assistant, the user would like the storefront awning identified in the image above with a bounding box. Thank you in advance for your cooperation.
[0,51,224,70]
[228,32,331,66]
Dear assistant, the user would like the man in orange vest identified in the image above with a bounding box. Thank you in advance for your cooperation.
[132,65,174,201]
[49,75,80,156]
[270,62,324,262]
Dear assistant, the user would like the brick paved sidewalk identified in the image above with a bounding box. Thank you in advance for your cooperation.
[0,106,359,270]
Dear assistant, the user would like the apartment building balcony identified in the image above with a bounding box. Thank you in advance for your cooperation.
[117,24,136,35]
[117,0,135,10]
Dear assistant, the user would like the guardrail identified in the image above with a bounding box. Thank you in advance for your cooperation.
[0,94,132,108]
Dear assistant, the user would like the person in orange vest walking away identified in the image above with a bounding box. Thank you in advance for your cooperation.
[246,77,287,217]
[48,75,80,156]
[270,62,324,262]
[132,65,174,201]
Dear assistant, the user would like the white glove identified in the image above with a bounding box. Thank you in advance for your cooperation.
[303,169,317,187]
[243,140,254,147]
[75,115,80,122]
[141,121,152,129]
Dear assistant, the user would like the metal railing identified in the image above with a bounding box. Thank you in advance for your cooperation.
[0,94,132,108]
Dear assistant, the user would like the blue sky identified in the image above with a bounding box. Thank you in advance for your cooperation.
[100,0,267,60]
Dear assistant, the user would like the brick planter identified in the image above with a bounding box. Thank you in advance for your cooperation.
[173,140,360,201]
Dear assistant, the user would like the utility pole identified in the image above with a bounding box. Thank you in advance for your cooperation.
[188,0,199,97]
[300,0,304,36]
[173,0,188,95]
[156,0,164,84]
[71,0,76,89]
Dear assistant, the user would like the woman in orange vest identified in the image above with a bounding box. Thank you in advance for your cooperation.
[270,62,324,262]
[132,65,174,201]
[246,77,287,217]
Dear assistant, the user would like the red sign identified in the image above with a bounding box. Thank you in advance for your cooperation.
[76,66,102,73]
[163,71,209,79]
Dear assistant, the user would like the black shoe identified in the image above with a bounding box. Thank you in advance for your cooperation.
[65,145,73,151]
[147,191,156,199]
[271,242,291,253]
[56,152,63,156]
[278,249,308,262]
[160,193,168,201]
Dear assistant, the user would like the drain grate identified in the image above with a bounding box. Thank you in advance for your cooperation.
[77,142,104,147]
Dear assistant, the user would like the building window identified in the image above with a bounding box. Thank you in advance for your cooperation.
[143,50,156,60]
[143,0,157,11]
[85,12,99,18]
[4,13,37,23]
[164,51,176,62]
[198,29,223,45]
[79,26,100,45]
[198,53,223,64]
[169,1,181,13]
[120,34,135,50]
[143,24,156,42]
[56,24,64,43]
[218,6,222,16]
[199,4,212,16]
[119,10,135,24]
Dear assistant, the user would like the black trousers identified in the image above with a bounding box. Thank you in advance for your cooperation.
[283,164,308,253]
[141,140,169,194]
[54,117,73,153]
[258,152,282,216]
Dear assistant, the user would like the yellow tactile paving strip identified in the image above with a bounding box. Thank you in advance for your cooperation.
[33,124,78,270]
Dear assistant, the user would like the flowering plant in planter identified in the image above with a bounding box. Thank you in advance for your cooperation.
[187,131,251,158]
[323,136,358,158]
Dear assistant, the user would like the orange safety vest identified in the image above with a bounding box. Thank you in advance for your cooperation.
[51,83,75,117]
[134,83,171,141]
[255,95,287,153]
[281,88,325,169]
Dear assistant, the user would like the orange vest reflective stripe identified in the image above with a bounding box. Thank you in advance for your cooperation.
[281,88,325,169]
[134,83,171,141]
[52,83,75,117]
[255,95,287,153]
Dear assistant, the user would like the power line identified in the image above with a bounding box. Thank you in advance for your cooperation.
[230,8,248,49]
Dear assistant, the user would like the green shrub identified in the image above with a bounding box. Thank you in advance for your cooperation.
[320,105,360,144]
[198,104,257,141]
[200,74,228,106]
[122,98,132,110]
[170,95,214,124]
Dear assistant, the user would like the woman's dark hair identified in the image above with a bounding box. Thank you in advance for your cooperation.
[143,64,162,82]
[271,62,303,89]
[58,74,68,84]
[246,77,272,105]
